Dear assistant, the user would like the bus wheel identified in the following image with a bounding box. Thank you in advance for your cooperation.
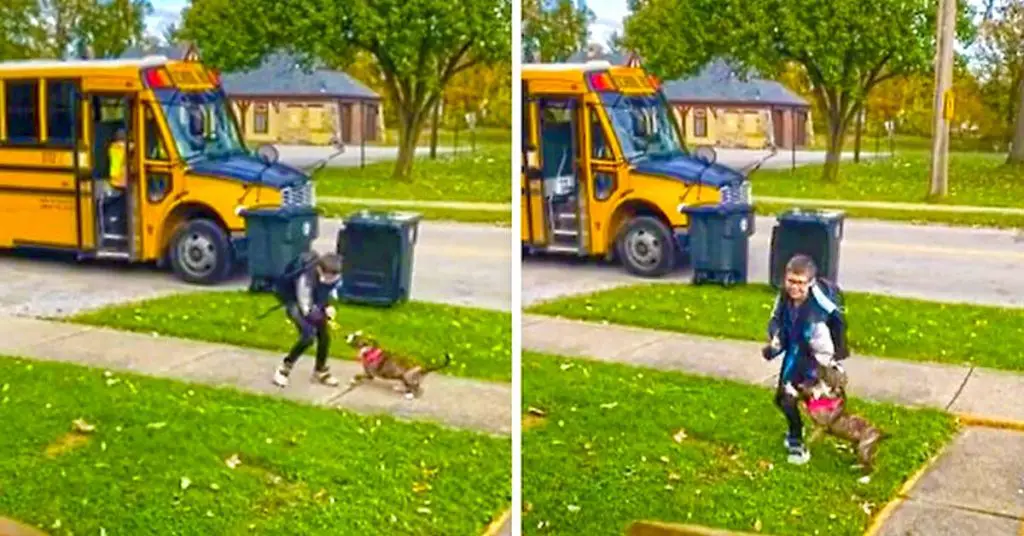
[616,216,675,277]
[169,219,232,285]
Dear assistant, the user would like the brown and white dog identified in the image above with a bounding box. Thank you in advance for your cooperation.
[343,330,452,399]
[800,364,886,473]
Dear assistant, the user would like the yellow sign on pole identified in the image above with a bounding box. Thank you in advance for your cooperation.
[943,89,955,120]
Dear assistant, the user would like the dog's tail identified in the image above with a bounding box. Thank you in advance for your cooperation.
[423,353,452,374]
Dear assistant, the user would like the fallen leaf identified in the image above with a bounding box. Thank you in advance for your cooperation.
[527,407,547,417]
[567,504,580,513]
[412,481,432,493]
[858,475,872,484]
[72,419,96,434]
[210,483,220,491]
[599,402,618,409]
[225,454,242,469]
[51,519,61,529]
[668,472,681,481]
[659,456,670,463]
[205,510,214,518]
[100,528,107,536]
[146,422,167,430]
[672,429,688,443]
[101,441,107,452]
[416,507,432,515]
[754,518,763,532]
[559,362,575,371]
[180,476,191,490]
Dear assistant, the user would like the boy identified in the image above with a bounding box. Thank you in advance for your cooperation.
[272,252,344,388]
[761,254,840,464]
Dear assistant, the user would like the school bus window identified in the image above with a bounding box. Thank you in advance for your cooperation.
[46,80,78,146]
[5,79,40,144]
[146,171,171,203]
[589,106,612,160]
[144,106,169,161]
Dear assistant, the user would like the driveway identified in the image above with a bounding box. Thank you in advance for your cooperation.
[275,144,453,170]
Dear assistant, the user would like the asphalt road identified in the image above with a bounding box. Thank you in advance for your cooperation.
[523,216,1024,308]
[0,220,511,318]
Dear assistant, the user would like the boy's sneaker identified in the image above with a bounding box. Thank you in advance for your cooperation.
[312,369,340,387]
[785,437,810,465]
[272,365,291,388]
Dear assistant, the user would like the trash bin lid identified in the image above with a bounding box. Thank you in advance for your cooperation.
[345,210,423,226]
[776,207,845,224]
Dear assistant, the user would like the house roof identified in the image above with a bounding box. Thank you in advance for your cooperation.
[661,60,808,107]
[566,49,633,65]
[120,44,193,60]
[220,53,379,100]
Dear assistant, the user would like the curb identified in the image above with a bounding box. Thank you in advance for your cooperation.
[756,196,1024,216]
[626,520,770,536]
[954,413,1024,432]
[481,508,511,536]
[861,435,954,536]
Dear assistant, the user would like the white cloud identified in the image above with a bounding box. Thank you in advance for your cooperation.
[145,0,187,37]
[586,0,628,46]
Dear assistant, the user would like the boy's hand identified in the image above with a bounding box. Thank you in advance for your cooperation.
[761,344,779,361]
[325,306,336,320]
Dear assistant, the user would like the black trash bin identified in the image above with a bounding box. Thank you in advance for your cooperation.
[681,203,755,286]
[769,208,845,288]
[241,205,319,291]
[336,210,422,306]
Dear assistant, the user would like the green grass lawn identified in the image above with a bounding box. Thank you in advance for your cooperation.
[319,202,511,226]
[755,201,1024,229]
[70,292,512,383]
[527,283,1024,373]
[754,151,1024,209]
[0,355,509,535]
[374,127,512,148]
[522,352,956,536]
[314,144,511,203]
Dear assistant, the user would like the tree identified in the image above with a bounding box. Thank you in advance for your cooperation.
[0,0,150,60]
[624,0,974,182]
[977,0,1024,163]
[181,0,509,179]
[522,0,591,62]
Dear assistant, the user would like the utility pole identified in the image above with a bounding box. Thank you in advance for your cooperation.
[928,0,956,198]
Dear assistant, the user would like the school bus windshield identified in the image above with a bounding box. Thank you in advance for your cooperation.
[600,92,685,163]
[159,90,246,162]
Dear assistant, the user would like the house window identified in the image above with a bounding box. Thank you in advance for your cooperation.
[5,80,40,144]
[693,109,707,138]
[46,80,77,146]
[254,102,269,134]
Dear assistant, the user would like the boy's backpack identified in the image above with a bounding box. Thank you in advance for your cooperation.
[272,250,321,306]
[813,277,850,361]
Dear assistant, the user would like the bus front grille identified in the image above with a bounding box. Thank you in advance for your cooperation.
[281,182,315,207]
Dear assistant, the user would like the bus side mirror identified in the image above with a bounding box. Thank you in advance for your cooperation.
[256,144,279,165]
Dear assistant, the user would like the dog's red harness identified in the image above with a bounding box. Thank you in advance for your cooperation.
[806,396,842,414]
[360,346,384,367]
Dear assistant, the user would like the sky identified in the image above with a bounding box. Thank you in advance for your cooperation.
[146,0,188,39]
[586,0,628,49]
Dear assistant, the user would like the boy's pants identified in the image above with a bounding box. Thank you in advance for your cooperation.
[282,303,330,372]
[774,380,806,442]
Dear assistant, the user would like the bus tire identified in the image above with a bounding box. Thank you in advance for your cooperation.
[168,218,233,285]
[615,216,675,278]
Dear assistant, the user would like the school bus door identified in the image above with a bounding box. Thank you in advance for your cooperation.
[138,101,175,260]
[522,88,547,245]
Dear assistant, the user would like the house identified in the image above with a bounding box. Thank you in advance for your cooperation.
[220,53,382,146]
[120,46,383,146]
[662,60,812,150]
[571,48,813,150]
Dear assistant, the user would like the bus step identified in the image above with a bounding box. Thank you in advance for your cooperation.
[101,233,127,241]
[556,212,577,221]
[553,229,578,237]
[96,250,131,260]
[545,244,580,254]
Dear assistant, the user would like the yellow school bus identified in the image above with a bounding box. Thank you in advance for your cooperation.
[521,61,752,277]
[0,56,316,284]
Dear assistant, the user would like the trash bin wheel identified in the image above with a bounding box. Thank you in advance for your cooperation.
[722,272,735,287]
[616,216,675,277]
[169,218,233,285]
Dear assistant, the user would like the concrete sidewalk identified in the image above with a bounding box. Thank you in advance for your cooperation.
[524,314,1024,422]
[319,196,511,212]
[524,314,1024,535]
[0,315,511,436]
[758,195,1024,215]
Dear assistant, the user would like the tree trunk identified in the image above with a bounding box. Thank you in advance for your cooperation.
[429,98,441,159]
[822,112,848,183]
[853,106,865,163]
[392,109,426,179]
[1008,74,1024,165]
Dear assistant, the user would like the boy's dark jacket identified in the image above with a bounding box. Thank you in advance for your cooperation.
[275,252,338,314]
[765,278,848,384]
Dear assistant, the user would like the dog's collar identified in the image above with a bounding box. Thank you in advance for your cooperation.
[360,346,384,366]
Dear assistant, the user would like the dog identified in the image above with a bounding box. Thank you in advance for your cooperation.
[799,364,886,473]
[343,330,452,399]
